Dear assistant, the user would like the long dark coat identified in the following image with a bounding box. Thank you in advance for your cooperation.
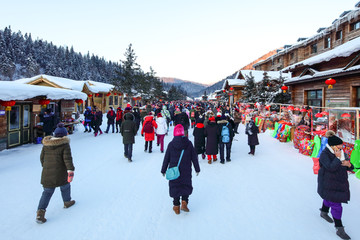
[204,121,220,155]
[106,110,116,124]
[317,147,353,203]
[120,113,137,144]
[193,123,206,154]
[41,113,55,134]
[245,120,259,146]
[174,112,190,131]
[161,136,200,198]
[40,136,75,188]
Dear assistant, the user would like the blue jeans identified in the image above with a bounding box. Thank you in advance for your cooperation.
[124,144,133,160]
[37,183,71,210]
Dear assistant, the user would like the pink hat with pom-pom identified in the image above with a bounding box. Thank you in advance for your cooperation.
[173,124,184,137]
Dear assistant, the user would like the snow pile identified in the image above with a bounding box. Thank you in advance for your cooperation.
[284,36,360,71]
[14,74,86,92]
[0,122,359,240]
[0,81,87,101]
[85,80,114,93]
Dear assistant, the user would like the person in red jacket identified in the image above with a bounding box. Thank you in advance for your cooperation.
[115,107,123,133]
[141,113,158,153]
[105,107,116,133]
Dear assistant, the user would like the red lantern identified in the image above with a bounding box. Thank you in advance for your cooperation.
[287,106,294,111]
[229,87,234,91]
[223,89,226,93]
[114,92,117,96]
[341,113,351,118]
[294,107,300,111]
[39,99,50,108]
[281,85,288,93]
[95,93,99,97]
[300,108,307,113]
[88,94,93,98]
[320,111,329,116]
[315,112,323,118]
[75,99,83,106]
[325,78,336,89]
[0,100,16,111]
[106,92,111,97]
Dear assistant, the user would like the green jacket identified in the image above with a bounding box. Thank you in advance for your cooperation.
[40,136,74,188]
[120,113,137,144]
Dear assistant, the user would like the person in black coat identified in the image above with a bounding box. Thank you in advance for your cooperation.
[217,115,234,164]
[204,116,220,164]
[105,107,116,133]
[94,107,103,137]
[120,112,137,162]
[192,117,206,159]
[245,117,259,155]
[40,110,55,136]
[161,124,200,215]
[174,111,190,137]
[317,130,353,240]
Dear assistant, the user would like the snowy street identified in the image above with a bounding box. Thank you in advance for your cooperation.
[0,122,359,240]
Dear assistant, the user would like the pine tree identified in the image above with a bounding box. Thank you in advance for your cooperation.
[257,72,272,104]
[270,73,291,104]
[242,72,256,103]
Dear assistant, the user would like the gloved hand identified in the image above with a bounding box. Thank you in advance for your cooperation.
[162,173,165,177]
[142,133,144,137]
[196,172,199,176]
[67,170,74,182]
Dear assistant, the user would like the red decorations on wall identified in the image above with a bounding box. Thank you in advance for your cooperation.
[114,92,117,96]
[294,107,300,111]
[0,100,16,111]
[106,92,111,97]
[229,87,234,91]
[320,111,329,116]
[325,78,336,89]
[39,99,50,108]
[315,112,323,118]
[223,89,226,93]
[281,85,288,93]
[287,106,294,111]
[95,93,100,97]
[88,94,93,98]
[300,108,307,113]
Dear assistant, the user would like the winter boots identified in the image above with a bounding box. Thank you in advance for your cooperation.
[181,201,189,212]
[319,208,334,223]
[201,153,205,159]
[173,205,180,215]
[36,209,46,224]
[64,200,76,208]
[336,227,351,240]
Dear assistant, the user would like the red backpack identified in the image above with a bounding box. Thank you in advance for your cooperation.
[143,121,154,133]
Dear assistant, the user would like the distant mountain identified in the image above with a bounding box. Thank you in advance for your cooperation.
[160,77,208,98]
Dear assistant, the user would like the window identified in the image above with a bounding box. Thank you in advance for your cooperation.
[277,58,281,64]
[311,44,317,54]
[114,96,118,106]
[307,90,322,107]
[336,30,343,40]
[109,96,113,105]
[357,87,360,107]
[350,21,360,31]
[290,52,294,60]
[324,37,331,49]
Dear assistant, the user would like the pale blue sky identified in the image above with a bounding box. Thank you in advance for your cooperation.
[0,0,357,84]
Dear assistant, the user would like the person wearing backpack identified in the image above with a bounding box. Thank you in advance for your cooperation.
[217,115,234,163]
[161,124,200,215]
[193,117,206,160]
[141,112,158,153]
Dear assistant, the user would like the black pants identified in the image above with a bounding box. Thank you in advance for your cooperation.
[124,143,133,160]
[250,145,256,154]
[234,123,240,133]
[106,123,114,133]
[145,141,153,152]
[173,195,189,206]
[219,142,231,161]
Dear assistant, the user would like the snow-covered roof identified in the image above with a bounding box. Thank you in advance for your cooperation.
[284,36,360,71]
[85,80,114,93]
[14,74,86,92]
[285,65,360,84]
[222,70,290,89]
[0,81,87,101]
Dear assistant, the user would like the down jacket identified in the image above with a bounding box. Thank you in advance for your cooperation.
[141,115,158,141]
[40,136,75,188]
[317,146,354,203]
[161,136,200,198]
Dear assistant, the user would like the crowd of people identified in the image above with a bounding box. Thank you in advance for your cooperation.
[35,100,355,240]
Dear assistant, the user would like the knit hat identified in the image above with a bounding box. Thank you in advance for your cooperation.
[209,116,216,122]
[157,113,162,118]
[220,115,227,120]
[326,130,343,146]
[53,123,68,137]
[173,124,184,137]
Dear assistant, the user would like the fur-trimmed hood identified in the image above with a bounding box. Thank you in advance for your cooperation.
[42,136,70,147]
[217,119,228,125]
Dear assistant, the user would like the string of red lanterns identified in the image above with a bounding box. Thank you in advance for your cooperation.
[325,78,336,89]
[0,100,16,111]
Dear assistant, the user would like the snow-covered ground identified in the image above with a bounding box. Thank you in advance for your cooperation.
[0,121,359,240]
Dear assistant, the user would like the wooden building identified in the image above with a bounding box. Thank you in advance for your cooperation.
[283,36,360,108]
[0,82,86,151]
[253,4,360,72]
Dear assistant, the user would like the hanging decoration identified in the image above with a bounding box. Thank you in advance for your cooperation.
[75,99,83,106]
[300,108,307,113]
[287,106,294,111]
[88,94,93,98]
[315,112,323,118]
[229,87,234,91]
[294,107,300,111]
[39,99,50,108]
[341,113,351,118]
[106,92,111,97]
[95,93,100,97]
[320,111,329,116]
[281,85,288,93]
[325,78,336,89]
[0,100,16,111]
